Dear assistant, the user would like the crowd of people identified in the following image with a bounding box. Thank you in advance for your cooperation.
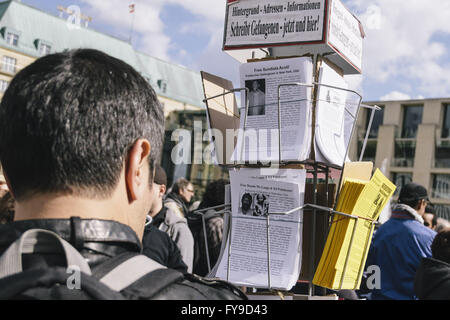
[0,48,448,300]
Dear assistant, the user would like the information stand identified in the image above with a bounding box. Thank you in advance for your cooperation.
[194,0,383,299]
[198,79,381,297]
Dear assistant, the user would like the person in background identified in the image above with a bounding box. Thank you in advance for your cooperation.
[423,203,436,229]
[165,178,195,219]
[146,165,194,273]
[435,217,450,234]
[414,228,450,300]
[0,173,8,193]
[191,179,228,277]
[142,216,188,273]
[0,191,14,225]
[366,183,437,300]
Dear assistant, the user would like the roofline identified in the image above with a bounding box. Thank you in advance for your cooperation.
[0,0,12,20]
[363,97,450,104]
[3,0,198,74]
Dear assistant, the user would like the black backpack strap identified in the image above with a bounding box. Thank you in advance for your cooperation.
[0,268,126,300]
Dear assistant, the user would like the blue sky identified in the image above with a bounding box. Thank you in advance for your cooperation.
[19,0,450,102]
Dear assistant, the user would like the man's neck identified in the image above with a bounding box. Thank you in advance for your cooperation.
[149,201,163,218]
[14,193,128,224]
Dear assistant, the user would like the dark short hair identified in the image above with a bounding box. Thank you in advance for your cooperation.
[431,228,450,264]
[153,164,167,186]
[171,178,192,195]
[0,49,165,200]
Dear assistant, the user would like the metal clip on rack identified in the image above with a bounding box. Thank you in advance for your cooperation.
[201,78,381,297]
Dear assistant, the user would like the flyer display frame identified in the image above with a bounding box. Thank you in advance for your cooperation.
[200,78,382,296]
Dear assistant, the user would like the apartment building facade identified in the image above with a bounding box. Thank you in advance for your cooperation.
[349,98,450,220]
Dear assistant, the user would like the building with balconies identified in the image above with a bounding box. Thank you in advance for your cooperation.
[349,98,450,221]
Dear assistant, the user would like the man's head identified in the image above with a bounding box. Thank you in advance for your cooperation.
[398,183,430,216]
[435,218,450,234]
[256,194,265,203]
[171,178,194,204]
[0,173,8,192]
[0,49,165,238]
[241,193,252,211]
[423,213,435,229]
[199,179,228,210]
[149,164,167,217]
[431,228,450,264]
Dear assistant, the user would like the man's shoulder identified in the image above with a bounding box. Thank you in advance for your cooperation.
[413,223,437,241]
[164,200,182,212]
[378,219,435,237]
[164,206,188,225]
[0,223,22,255]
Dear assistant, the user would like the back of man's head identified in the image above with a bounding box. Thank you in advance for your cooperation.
[199,179,228,210]
[0,49,164,201]
[398,183,429,209]
[435,218,450,234]
[431,228,450,264]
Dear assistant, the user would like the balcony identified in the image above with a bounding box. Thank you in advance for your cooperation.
[435,139,450,168]
[357,139,377,163]
[392,139,416,168]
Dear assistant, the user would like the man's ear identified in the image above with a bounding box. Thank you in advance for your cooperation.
[159,184,166,198]
[417,199,426,213]
[125,139,151,202]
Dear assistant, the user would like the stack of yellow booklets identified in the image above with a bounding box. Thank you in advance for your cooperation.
[313,169,396,290]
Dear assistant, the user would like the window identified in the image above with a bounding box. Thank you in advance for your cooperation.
[357,140,377,162]
[442,104,450,138]
[392,105,423,167]
[365,106,384,139]
[392,172,412,196]
[431,174,450,201]
[401,105,423,138]
[0,80,8,92]
[1,56,16,74]
[157,79,167,94]
[6,32,19,46]
[436,104,450,168]
[393,140,416,167]
[39,43,51,55]
[433,205,450,220]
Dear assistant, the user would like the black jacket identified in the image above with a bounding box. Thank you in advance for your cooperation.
[142,223,188,273]
[414,258,450,300]
[0,218,246,300]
